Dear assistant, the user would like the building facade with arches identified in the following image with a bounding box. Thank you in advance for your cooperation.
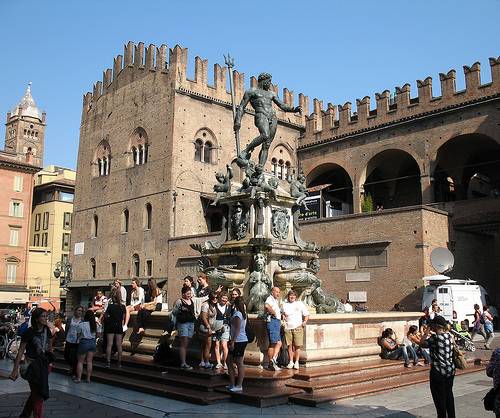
[68,41,500,311]
[298,59,500,309]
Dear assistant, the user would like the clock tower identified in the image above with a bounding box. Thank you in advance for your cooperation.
[4,82,45,166]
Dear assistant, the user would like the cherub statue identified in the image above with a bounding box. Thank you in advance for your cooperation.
[247,253,272,313]
[289,172,309,209]
[249,164,277,200]
[211,164,233,206]
[239,160,256,192]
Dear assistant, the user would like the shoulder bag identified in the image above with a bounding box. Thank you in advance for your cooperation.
[452,341,468,370]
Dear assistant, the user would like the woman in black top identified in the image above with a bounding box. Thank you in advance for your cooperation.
[10,308,53,418]
[104,291,126,367]
[172,285,196,369]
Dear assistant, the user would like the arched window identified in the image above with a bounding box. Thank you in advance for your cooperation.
[144,203,152,230]
[92,214,98,238]
[94,140,111,177]
[204,141,212,163]
[278,159,284,179]
[194,139,203,161]
[271,158,278,176]
[122,209,129,233]
[129,127,149,167]
[132,254,140,277]
[90,258,96,279]
[285,161,291,179]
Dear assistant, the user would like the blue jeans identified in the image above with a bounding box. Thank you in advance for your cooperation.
[385,345,413,364]
[415,345,431,363]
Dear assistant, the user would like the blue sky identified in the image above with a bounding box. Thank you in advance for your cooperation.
[2,0,499,169]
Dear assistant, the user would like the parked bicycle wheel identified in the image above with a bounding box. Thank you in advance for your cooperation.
[7,336,22,360]
[0,334,7,359]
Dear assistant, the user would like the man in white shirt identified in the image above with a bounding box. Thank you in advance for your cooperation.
[282,290,309,369]
[341,298,353,313]
[89,290,107,315]
[264,286,282,371]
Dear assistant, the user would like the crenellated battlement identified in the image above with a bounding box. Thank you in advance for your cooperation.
[300,57,500,148]
[82,41,307,126]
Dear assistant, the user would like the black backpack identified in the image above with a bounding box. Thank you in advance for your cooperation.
[276,332,289,367]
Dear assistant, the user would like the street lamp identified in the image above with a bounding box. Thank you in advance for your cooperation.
[54,261,72,288]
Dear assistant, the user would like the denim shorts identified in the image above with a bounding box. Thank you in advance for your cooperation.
[177,321,194,338]
[267,318,281,344]
[77,338,96,355]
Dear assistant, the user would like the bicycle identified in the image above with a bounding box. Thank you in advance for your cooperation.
[0,323,21,360]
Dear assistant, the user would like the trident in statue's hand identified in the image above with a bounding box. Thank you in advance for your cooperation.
[224,53,240,157]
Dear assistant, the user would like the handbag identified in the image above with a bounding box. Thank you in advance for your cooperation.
[452,341,468,370]
[143,302,156,312]
[483,386,499,411]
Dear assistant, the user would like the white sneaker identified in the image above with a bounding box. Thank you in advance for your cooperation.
[293,361,300,370]
[223,363,228,370]
[215,363,223,369]
[286,361,294,369]
[199,361,206,368]
[271,359,281,371]
[180,363,193,370]
[122,325,128,333]
[229,386,243,392]
[203,362,212,369]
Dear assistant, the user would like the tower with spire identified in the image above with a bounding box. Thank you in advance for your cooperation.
[4,82,46,167]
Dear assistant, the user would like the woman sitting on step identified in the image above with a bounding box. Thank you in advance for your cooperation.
[123,279,145,332]
[405,325,431,364]
[137,278,163,335]
[380,328,420,368]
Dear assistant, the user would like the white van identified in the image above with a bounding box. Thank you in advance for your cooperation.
[422,275,483,324]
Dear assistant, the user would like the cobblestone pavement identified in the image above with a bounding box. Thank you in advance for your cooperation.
[0,390,146,418]
[0,335,497,417]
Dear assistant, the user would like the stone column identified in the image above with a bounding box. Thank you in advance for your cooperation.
[135,147,140,166]
[352,186,362,214]
[421,174,433,204]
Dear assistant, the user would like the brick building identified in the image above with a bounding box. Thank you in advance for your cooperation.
[68,42,500,311]
[0,84,43,307]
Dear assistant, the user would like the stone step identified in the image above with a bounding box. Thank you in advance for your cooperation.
[54,351,227,390]
[287,363,430,392]
[288,364,486,406]
[52,362,231,405]
[292,358,409,381]
[215,385,304,408]
[122,340,156,355]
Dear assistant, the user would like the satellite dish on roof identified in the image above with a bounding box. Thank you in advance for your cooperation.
[430,247,455,274]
